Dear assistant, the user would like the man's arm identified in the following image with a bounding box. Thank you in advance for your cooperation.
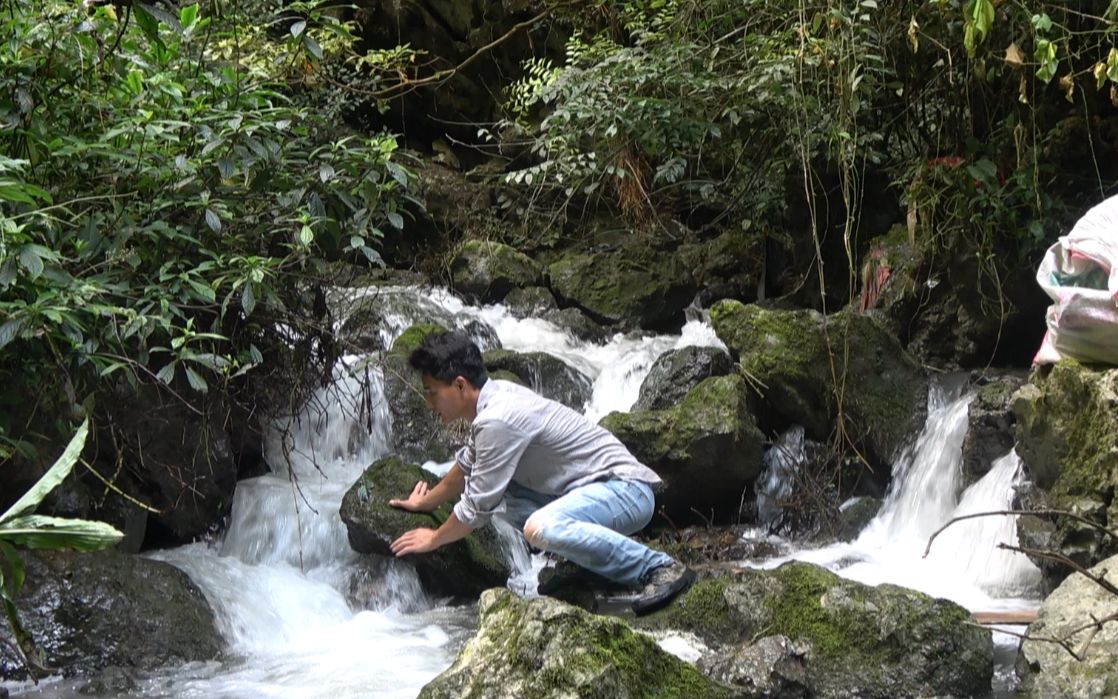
[388,462,466,513]
[390,511,472,556]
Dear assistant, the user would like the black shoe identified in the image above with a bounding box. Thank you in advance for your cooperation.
[630,562,697,616]
[537,561,609,596]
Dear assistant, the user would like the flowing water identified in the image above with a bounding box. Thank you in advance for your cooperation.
[6,287,1042,698]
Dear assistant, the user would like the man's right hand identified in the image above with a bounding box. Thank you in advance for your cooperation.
[389,480,432,512]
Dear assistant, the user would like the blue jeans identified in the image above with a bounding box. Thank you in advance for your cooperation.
[499,480,673,586]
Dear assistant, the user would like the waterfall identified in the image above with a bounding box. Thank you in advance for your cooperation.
[782,383,1043,611]
[124,285,725,697]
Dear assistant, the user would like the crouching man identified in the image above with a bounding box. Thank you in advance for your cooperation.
[388,330,695,615]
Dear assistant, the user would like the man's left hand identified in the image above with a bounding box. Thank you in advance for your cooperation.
[391,527,440,556]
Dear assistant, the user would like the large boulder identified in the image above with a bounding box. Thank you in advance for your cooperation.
[1017,552,1118,698]
[634,346,733,411]
[483,349,592,411]
[601,374,764,524]
[1013,362,1118,587]
[418,588,735,699]
[0,551,221,680]
[861,226,1048,368]
[547,243,696,331]
[637,563,993,699]
[337,287,501,354]
[450,240,543,303]
[677,226,766,307]
[339,457,510,599]
[710,300,928,469]
[383,324,458,463]
[503,288,613,343]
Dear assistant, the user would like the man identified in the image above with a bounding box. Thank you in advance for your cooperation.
[388,330,695,615]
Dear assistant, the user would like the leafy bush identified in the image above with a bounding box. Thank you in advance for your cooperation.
[0,1,412,460]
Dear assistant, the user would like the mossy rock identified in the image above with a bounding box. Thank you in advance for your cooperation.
[1017,551,1118,699]
[638,564,992,699]
[339,457,510,600]
[961,372,1026,484]
[418,588,735,699]
[483,349,592,410]
[383,324,456,463]
[634,346,733,412]
[450,240,543,303]
[547,245,696,331]
[0,551,221,681]
[601,374,764,524]
[1012,362,1118,585]
[709,300,927,468]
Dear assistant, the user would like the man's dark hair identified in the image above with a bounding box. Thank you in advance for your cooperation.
[408,330,489,387]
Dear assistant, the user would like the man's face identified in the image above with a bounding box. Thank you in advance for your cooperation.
[421,374,470,423]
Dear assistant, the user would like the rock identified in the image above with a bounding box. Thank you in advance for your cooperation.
[547,244,696,331]
[832,496,882,542]
[1013,362,1118,587]
[1017,552,1118,698]
[677,226,766,307]
[634,346,733,411]
[601,375,765,524]
[337,287,500,353]
[697,634,810,699]
[450,240,543,303]
[961,372,1027,484]
[543,307,614,344]
[710,300,928,470]
[503,286,558,317]
[637,564,993,699]
[418,588,735,699]
[382,324,458,463]
[100,382,238,544]
[0,551,221,681]
[862,226,1048,368]
[482,349,592,411]
[339,457,510,599]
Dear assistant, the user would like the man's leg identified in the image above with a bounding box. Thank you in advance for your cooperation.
[522,480,673,586]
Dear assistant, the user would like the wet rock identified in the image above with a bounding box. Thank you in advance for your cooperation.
[0,551,221,681]
[542,307,613,344]
[602,375,765,524]
[677,226,766,307]
[336,287,499,353]
[78,666,138,695]
[637,564,993,699]
[961,372,1026,484]
[482,349,592,411]
[634,346,733,412]
[450,240,543,303]
[1017,551,1118,698]
[697,634,810,699]
[1013,362,1118,587]
[339,457,510,600]
[831,496,882,542]
[710,300,928,471]
[504,286,558,317]
[418,588,735,699]
[383,324,458,463]
[547,243,696,331]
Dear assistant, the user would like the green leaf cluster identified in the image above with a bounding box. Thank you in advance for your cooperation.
[0,1,413,459]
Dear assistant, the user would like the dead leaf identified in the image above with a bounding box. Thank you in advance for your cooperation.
[1004,42,1025,69]
[1111,85,1118,109]
[1060,74,1075,102]
[908,17,920,53]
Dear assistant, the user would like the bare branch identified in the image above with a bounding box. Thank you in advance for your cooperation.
[924,508,1118,558]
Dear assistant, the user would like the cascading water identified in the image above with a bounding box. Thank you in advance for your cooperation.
[773,381,1043,611]
[7,286,724,698]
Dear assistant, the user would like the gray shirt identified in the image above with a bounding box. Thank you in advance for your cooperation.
[452,379,662,528]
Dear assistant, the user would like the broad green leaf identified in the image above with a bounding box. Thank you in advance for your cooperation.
[387,211,404,229]
[241,283,256,316]
[205,209,222,232]
[155,362,176,385]
[0,541,25,596]
[0,185,35,204]
[126,70,144,95]
[299,225,314,246]
[290,20,307,38]
[319,163,335,182]
[180,4,199,29]
[0,515,123,552]
[0,419,88,524]
[303,35,323,60]
[0,319,24,351]
[183,367,208,392]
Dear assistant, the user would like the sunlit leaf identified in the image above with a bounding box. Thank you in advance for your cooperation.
[0,420,88,524]
[0,515,123,552]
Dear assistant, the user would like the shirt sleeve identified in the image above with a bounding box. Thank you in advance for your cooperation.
[454,442,475,475]
[452,418,532,528]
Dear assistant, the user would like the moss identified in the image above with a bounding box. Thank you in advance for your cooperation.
[633,576,740,644]
[390,323,449,357]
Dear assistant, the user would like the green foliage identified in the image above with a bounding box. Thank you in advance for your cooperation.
[0,1,414,459]
[0,419,122,674]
